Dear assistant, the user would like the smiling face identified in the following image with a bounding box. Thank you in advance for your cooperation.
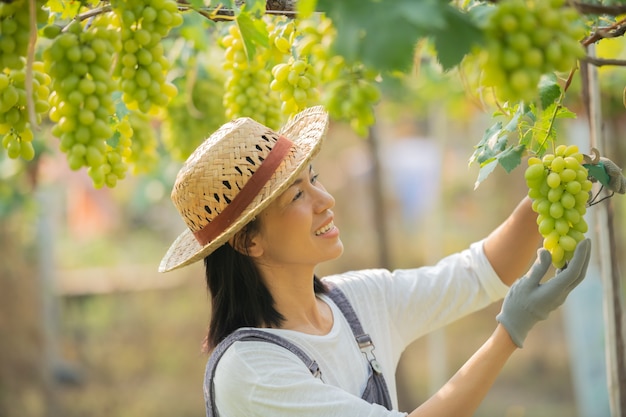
[249,164,344,271]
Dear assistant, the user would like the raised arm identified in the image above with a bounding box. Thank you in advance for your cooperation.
[483,197,542,286]
[407,239,591,417]
[408,324,516,417]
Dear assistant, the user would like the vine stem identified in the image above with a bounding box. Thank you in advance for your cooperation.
[26,0,38,132]
[537,91,565,152]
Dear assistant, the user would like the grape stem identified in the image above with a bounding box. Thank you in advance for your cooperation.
[26,0,38,132]
[184,58,204,118]
[538,93,565,152]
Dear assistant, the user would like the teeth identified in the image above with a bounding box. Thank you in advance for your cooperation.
[315,221,334,236]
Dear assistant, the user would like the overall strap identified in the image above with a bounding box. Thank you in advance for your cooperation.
[204,328,321,417]
[326,282,393,410]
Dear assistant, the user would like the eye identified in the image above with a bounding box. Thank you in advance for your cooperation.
[292,189,303,202]
[311,173,319,184]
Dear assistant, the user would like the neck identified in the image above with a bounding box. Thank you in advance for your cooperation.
[261,268,332,335]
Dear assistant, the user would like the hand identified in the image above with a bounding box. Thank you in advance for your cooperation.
[599,157,626,194]
[496,238,592,348]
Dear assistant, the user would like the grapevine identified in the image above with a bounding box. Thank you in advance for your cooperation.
[524,145,593,268]
[479,0,586,102]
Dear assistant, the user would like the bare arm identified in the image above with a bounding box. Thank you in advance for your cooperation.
[483,197,542,286]
[408,324,517,417]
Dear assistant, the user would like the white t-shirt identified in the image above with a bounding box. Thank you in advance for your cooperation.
[209,240,509,417]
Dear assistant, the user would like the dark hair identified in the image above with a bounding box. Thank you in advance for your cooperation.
[202,220,328,353]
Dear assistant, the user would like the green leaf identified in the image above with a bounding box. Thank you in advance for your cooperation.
[236,10,269,59]
[469,121,507,165]
[46,0,81,19]
[318,0,449,72]
[112,91,130,120]
[431,6,483,71]
[240,0,267,17]
[474,159,498,189]
[538,74,562,110]
[530,117,555,153]
[555,106,577,119]
[497,144,525,173]
[297,0,318,18]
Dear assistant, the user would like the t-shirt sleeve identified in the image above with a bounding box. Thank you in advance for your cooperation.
[327,239,510,349]
[212,341,408,417]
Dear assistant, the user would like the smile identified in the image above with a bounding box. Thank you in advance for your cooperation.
[315,221,335,236]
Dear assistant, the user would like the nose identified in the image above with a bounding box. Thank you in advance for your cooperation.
[314,182,335,213]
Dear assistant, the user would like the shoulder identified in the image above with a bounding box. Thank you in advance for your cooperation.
[322,268,394,295]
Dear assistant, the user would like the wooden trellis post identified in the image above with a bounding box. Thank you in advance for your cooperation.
[585,44,626,417]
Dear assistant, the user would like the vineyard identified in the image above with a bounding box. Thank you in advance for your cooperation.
[2,0,626,415]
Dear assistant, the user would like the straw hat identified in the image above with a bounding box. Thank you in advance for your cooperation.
[159,106,329,272]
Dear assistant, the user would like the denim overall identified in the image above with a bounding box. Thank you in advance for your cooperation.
[203,284,393,417]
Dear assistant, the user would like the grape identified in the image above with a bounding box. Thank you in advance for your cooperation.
[0,61,51,161]
[295,15,381,137]
[525,145,592,268]
[111,0,183,114]
[44,16,122,188]
[162,57,227,161]
[219,23,282,128]
[479,0,586,102]
[270,58,319,117]
[0,0,49,70]
[125,112,158,174]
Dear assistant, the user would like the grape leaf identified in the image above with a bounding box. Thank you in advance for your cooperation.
[538,74,562,110]
[469,121,505,165]
[46,0,81,19]
[236,10,269,60]
[474,159,498,189]
[317,0,449,72]
[430,7,483,71]
[497,144,525,173]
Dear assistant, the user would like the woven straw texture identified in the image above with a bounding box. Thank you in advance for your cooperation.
[159,106,329,272]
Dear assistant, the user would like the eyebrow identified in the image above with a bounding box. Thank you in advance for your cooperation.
[288,165,313,188]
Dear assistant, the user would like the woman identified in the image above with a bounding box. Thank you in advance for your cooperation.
[159,106,591,417]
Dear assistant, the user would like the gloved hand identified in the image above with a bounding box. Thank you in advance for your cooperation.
[599,157,626,194]
[583,149,626,195]
[496,238,592,348]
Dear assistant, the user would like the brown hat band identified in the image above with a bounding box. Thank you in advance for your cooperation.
[193,135,294,246]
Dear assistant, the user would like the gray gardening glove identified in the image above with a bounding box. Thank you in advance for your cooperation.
[496,238,592,348]
[599,157,626,194]
[583,149,626,194]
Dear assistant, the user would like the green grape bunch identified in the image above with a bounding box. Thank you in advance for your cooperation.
[220,23,281,128]
[111,0,182,114]
[0,0,49,70]
[525,145,593,268]
[0,61,51,161]
[480,0,586,102]
[44,17,122,188]
[270,58,320,117]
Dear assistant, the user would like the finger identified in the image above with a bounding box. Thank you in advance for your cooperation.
[567,239,592,290]
[552,239,591,290]
[527,249,552,286]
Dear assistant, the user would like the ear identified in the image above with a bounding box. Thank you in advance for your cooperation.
[229,230,264,258]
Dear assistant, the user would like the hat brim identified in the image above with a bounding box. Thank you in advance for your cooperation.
[158,106,329,272]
